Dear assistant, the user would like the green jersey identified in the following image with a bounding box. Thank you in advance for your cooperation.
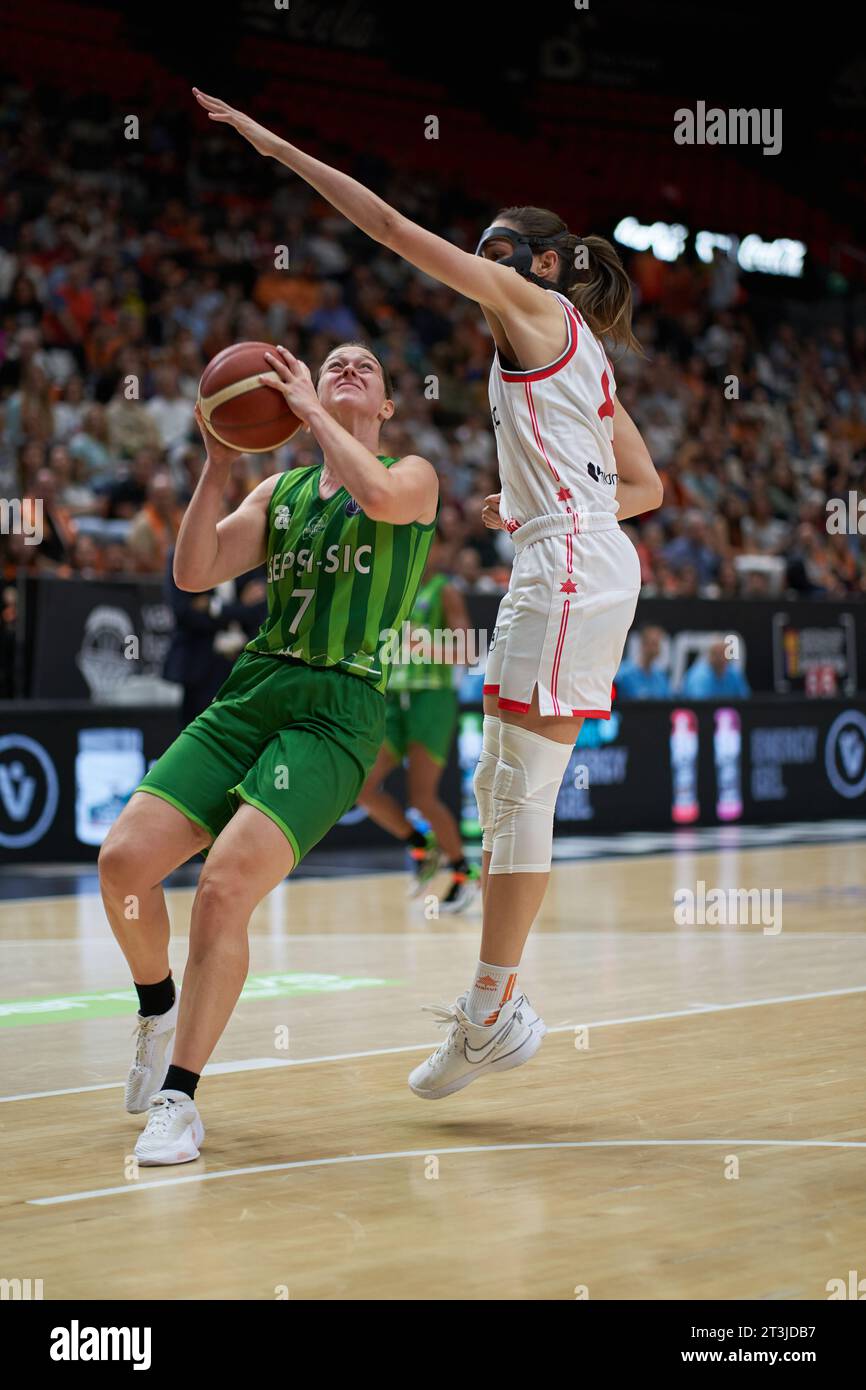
[245,457,435,694]
[389,571,454,692]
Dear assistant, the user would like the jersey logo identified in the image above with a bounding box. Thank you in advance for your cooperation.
[587,462,617,487]
[345,497,362,517]
[302,517,327,539]
[274,505,292,530]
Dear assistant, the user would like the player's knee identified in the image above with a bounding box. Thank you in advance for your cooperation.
[473,715,501,850]
[194,863,243,921]
[489,723,573,874]
[98,829,140,899]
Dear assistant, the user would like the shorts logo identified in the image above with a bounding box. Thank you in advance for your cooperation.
[345,497,362,517]
[587,462,617,487]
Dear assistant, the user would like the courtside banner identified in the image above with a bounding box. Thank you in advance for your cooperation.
[454,699,866,836]
[0,704,451,863]
[21,575,175,702]
[16,579,866,700]
[555,698,866,831]
[467,594,865,697]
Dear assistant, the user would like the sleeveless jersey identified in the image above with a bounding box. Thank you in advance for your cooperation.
[245,457,435,694]
[388,571,454,693]
[487,290,619,533]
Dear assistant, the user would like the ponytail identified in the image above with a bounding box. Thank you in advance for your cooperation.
[495,206,642,355]
[563,234,642,355]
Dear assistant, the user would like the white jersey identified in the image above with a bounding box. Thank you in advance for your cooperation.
[488,290,619,534]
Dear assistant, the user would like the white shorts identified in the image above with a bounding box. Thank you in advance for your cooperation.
[483,512,641,719]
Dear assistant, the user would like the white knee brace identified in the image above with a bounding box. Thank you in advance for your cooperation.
[473,715,501,853]
[489,723,574,875]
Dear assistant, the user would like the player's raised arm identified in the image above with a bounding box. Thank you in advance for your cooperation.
[192,89,546,317]
[173,406,276,592]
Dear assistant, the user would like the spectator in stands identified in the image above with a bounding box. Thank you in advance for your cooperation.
[48,443,97,515]
[615,625,671,699]
[106,373,163,459]
[69,404,114,483]
[663,510,720,588]
[679,637,751,699]
[127,471,183,574]
[0,79,863,614]
[145,364,194,454]
[23,467,78,567]
[102,447,159,521]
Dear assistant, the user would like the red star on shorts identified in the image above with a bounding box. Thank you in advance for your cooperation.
[560,578,578,594]
[556,486,573,502]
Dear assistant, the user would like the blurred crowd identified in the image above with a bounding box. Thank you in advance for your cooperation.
[1,82,865,616]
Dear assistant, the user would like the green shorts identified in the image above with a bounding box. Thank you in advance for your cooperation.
[383,687,458,767]
[137,650,385,864]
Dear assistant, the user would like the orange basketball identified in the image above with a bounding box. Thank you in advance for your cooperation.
[198,341,302,452]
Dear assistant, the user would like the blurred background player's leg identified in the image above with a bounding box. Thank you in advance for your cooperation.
[358,705,440,894]
[405,742,476,912]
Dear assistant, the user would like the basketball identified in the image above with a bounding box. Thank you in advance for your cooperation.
[198,341,302,452]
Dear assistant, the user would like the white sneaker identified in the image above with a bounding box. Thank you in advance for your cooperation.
[125,997,178,1114]
[408,991,546,1100]
[134,1091,205,1166]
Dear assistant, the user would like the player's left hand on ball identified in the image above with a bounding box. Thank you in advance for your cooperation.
[260,347,320,425]
[192,89,279,158]
[482,493,505,530]
[194,402,242,467]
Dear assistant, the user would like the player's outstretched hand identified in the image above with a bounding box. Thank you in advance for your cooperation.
[192,89,280,159]
[482,494,505,530]
[260,346,320,426]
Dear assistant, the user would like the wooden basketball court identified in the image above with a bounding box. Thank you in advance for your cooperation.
[2,830,865,1300]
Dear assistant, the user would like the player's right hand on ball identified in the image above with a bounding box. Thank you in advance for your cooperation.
[194,403,242,467]
[482,494,505,530]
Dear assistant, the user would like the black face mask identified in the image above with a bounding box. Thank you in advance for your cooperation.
[474,224,566,290]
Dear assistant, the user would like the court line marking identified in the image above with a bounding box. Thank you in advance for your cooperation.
[28,1138,866,1207]
[3,982,865,1105]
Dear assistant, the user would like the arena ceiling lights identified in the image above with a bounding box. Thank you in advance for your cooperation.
[613,216,806,277]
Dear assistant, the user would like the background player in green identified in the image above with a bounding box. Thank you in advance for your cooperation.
[98,341,438,1165]
[358,528,479,913]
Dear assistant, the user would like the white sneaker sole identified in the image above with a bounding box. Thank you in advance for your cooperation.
[134,1116,205,1167]
[409,1020,547,1100]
